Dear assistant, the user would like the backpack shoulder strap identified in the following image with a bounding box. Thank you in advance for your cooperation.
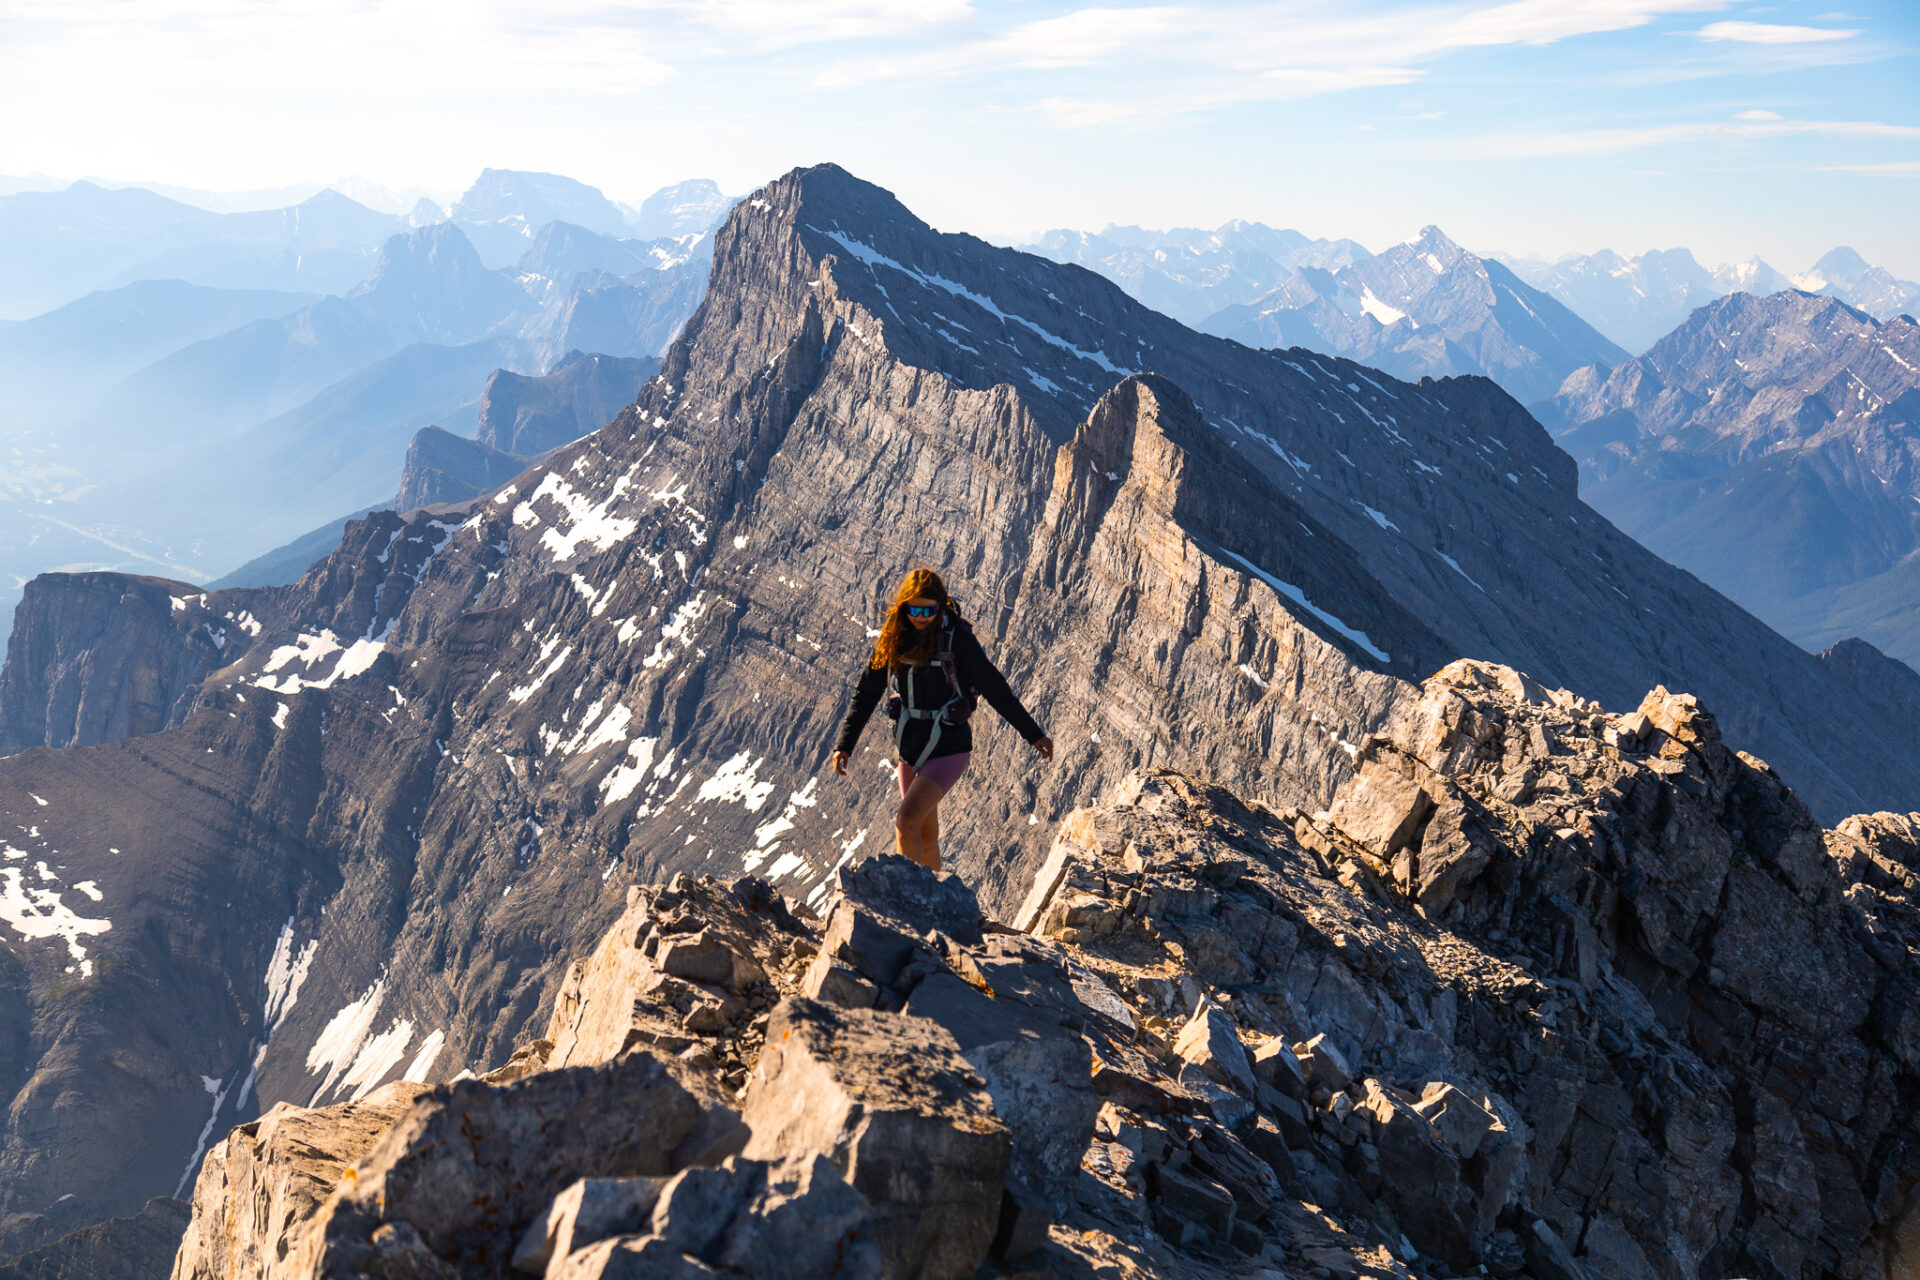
[934,618,972,700]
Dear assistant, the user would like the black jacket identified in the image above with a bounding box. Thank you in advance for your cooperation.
[833,617,1045,763]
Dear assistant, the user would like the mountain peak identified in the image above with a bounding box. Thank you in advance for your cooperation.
[628,179,732,241]
[452,169,629,244]
[1814,245,1872,280]
[1406,224,1463,254]
[295,188,370,214]
[351,223,523,322]
[1395,224,1470,274]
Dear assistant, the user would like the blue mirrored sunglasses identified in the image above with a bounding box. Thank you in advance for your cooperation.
[905,605,939,619]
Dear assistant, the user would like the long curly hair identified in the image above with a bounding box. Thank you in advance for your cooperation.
[869,568,962,669]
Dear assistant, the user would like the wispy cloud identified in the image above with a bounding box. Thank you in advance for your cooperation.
[814,0,1735,126]
[0,0,684,93]
[1449,114,1920,158]
[815,6,1186,86]
[615,0,976,53]
[1817,160,1920,175]
[0,0,981,95]
[1695,20,1860,43]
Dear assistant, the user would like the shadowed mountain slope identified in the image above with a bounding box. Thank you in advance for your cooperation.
[1542,291,1920,666]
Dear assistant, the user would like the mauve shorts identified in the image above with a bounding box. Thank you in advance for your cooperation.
[898,752,971,796]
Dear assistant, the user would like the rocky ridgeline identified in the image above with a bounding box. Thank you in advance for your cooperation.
[170,661,1920,1280]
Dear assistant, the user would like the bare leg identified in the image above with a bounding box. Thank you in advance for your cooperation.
[921,803,941,870]
[894,774,950,870]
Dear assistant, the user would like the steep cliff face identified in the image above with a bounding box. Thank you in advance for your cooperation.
[0,574,235,755]
[6,164,1920,1265]
[475,350,658,456]
[392,425,531,513]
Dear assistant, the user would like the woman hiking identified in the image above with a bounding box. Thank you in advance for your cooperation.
[830,568,1053,871]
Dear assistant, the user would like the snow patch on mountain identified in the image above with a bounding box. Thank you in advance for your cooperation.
[696,753,777,812]
[1217,547,1391,663]
[0,863,111,974]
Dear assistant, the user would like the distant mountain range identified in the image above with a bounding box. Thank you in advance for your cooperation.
[5,165,1915,689]
[1027,220,1626,402]
[1027,220,1916,380]
[1022,220,1367,326]
[0,171,732,649]
[1199,225,1627,404]
[0,184,407,320]
[0,171,735,321]
[1503,245,1918,353]
[1539,290,1920,667]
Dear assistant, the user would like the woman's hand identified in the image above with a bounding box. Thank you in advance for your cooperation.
[830,751,850,776]
[1032,736,1054,762]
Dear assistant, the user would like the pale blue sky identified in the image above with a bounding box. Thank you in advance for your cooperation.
[2,0,1914,276]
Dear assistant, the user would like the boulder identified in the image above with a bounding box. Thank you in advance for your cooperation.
[302,1052,739,1276]
[741,998,1008,1280]
[1148,1165,1236,1242]
[711,1154,881,1280]
[1185,1118,1279,1222]
[799,954,881,1008]
[829,852,985,946]
[172,1079,432,1280]
[1355,1079,1472,1267]
[817,900,925,991]
[536,1156,876,1280]
[1413,800,1495,913]
[1173,1002,1257,1098]
[1327,753,1433,858]
[656,931,741,988]
[648,1163,760,1260]
[1297,1033,1354,1094]
[1413,1083,1496,1159]
[512,1178,667,1275]
[1251,1036,1308,1100]
[902,959,1098,1216]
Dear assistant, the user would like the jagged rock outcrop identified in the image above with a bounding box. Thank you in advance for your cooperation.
[169,1080,429,1280]
[392,425,530,513]
[387,352,662,514]
[10,163,1920,1261]
[169,660,1920,1278]
[0,574,231,755]
[475,351,658,457]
